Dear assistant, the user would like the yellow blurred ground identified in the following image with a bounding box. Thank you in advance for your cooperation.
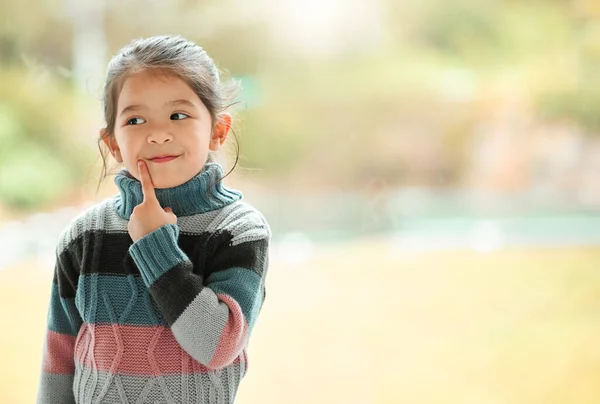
[1,239,599,403]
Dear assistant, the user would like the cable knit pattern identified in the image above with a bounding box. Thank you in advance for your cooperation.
[37,164,270,404]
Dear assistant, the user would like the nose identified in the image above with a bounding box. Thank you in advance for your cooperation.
[147,129,173,144]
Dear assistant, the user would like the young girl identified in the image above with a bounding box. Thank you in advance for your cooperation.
[36,35,270,404]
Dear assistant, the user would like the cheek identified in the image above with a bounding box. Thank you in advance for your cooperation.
[112,141,139,165]
[191,117,213,135]
[117,133,142,156]
[184,124,211,147]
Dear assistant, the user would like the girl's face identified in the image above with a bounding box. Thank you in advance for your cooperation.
[104,70,230,188]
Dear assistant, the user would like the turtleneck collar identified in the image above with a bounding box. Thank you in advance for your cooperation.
[113,163,242,219]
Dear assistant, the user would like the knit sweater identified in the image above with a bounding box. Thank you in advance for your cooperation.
[36,163,271,404]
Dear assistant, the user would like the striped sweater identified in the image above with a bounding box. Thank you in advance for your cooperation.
[37,163,271,404]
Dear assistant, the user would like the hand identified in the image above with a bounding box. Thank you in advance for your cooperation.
[128,160,178,242]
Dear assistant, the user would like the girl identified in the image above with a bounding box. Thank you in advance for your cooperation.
[36,35,270,404]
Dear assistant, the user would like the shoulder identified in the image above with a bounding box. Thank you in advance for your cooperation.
[56,198,127,255]
[212,200,270,235]
[210,201,271,252]
[178,201,271,241]
[216,201,270,230]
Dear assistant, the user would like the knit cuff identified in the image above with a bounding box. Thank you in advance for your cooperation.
[129,224,188,287]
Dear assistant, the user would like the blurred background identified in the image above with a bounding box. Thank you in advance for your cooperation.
[2,0,600,402]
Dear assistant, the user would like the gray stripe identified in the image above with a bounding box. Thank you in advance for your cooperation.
[181,355,190,404]
[76,323,94,404]
[226,367,236,403]
[71,365,244,403]
[205,202,271,245]
[230,226,270,247]
[194,365,206,403]
[205,202,265,232]
[171,288,228,366]
[179,201,270,246]
[56,197,268,255]
[194,364,203,402]
[57,199,128,255]
[36,373,76,404]
[208,371,217,404]
[148,327,177,404]
[177,209,222,234]
[208,369,225,404]
[113,375,131,404]
[135,377,156,404]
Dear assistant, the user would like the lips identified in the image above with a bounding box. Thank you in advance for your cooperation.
[148,155,180,163]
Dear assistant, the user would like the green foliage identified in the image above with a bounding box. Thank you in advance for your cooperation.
[3,0,600,208]
[418,1,505,63]
[0,140,73,209]
[532,20,600,136]
[0,70,94,210]
[413,0,572,65]
[538,86,600,135]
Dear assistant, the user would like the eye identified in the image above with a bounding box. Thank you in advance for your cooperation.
[126,117,146,125]
[171,113,189,120]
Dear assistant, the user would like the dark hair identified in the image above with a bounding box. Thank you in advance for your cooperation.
[97,35,241,190]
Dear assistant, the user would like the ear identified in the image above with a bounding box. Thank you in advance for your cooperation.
[209,113,232,152]
[101,129,123,163]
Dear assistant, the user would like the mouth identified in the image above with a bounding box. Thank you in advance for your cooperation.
[148,155,180,163]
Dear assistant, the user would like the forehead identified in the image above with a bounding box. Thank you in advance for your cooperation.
[117,69,199,106]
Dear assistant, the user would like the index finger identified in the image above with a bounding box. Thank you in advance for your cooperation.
[138,160,157,203]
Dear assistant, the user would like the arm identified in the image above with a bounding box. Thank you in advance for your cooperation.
[37,246,82,404]
[129,212,270,370]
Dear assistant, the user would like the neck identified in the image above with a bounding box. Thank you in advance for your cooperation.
[113,163,242,219]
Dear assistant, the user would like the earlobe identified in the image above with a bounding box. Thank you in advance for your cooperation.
[101,130,123,163]
[113,149,123,163]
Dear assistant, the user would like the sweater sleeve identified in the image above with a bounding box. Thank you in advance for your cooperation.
[37,244,83,404]
[128,211,270,370]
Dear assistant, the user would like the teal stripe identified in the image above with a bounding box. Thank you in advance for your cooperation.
[206,268,263,331]
[129,224,188,287]
[76,274,167,326]
[48,283,82,336]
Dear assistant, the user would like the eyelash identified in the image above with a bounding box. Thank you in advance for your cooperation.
[171,112,189,121]
[126,117,145,126]
[125,113,190,126]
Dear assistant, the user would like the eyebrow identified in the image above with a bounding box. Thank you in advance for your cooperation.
[119,99,197,118]
[167,99,197,109]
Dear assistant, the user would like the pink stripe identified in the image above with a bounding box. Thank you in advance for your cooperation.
[75,323,242,375]
[208,293,249,369]
[43,330,76,373]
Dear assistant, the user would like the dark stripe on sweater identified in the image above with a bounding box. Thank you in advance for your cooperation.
[56,230,212,298]
[53,250,82,299]
[150,261,204,325]
[56,227,266,300]
[55,231,131,298]
[208,231,269,278]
